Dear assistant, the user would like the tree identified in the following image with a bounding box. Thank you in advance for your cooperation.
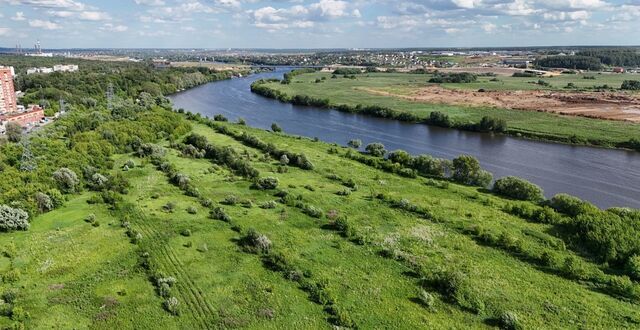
[365,143,387,157]
[452,155,493,187]
[35,192,53,213]
[347,139,362,149]
[5,122,22,143]
[271,123,282,133]
[388,150,412,166]
[53,167,80,193]
[0,205,30,231]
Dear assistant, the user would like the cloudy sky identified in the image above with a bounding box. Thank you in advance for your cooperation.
[0,0,638,49]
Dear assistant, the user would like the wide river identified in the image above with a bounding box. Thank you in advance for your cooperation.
[170,67,640,209]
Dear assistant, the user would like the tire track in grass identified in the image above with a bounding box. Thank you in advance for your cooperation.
[133,212,214,329]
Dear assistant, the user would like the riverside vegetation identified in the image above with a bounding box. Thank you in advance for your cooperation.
[251,69,640,150]
[0,58,638,328]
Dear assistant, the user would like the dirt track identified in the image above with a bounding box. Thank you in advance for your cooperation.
[358,86,640,122]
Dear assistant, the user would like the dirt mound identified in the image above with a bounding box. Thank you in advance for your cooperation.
[358,86,640,122]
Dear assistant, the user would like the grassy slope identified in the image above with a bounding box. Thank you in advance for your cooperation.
[262,72,640,144]
[2,119,638,328]
[0,195,179,329]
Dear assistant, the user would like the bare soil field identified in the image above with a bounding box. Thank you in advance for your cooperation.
[358,86,640,122]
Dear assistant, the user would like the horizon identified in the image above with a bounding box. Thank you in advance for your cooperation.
[1,0,640,49]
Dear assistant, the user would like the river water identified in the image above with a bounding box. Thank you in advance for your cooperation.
[170,68,640,209]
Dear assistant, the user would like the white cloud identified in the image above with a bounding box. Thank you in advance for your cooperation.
[78,11,110,21]
[0,27,10,36]
[249,0,358,30]
[11,11,26,21]
[4,0,87,11]
[100,23,128,32]
[134,0,165,5]
[29,19,61,29]
[543,10,590,21]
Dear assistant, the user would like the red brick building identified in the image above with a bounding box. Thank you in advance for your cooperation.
[1,106,45,127]
[0,67,17,114]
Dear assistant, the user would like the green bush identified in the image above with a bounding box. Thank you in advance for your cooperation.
[626,255,640,280]
[163,297,180,315]
[210,207,232,222]
[255,177,279,190]
[0,205,30,232]
[239,229,272,254]
[549,194,597,217]
[493,176,544,201]
[499,311,522,330]
[365,143,387,157]
[621,80,640,90]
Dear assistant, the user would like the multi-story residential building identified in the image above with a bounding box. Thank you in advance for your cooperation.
[0,66,17,114]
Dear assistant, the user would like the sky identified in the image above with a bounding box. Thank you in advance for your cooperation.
[0,0,639,49]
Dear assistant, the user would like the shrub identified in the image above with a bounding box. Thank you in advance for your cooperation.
[180,229,192,237]
[164,297,180,315]
[186,206,197,214]
[493,176,544,201]
[302,205,324,218]
[428,111,452,128]
[162,202,176,213]
[260,201,278,209]
[239,229,272,254]
[256,177,279,190]
[499,311,522,330]
[0,205,30,232]
[35,192,53,213]
[549,194,597,217]
[2,289,18,304]
[271,123,283,133]
[347,139,362,149]
[210,207,232,222]
[214,114,228,122]
[199,198,213,208]
[52,168,80,193]
[365,143,387,157]
[477,116,507,133]
[279,155,290,165]
[626,255,640,280]
[418,290,436,309]
[621,80,640,90]
[222,195,239,206]
[136,143,165,158]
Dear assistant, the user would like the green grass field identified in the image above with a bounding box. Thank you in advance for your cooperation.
[259,72,640,147]
[3,119,638,328]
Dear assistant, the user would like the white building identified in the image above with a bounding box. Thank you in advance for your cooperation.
[53,64,79,72]
[27,65,78,75]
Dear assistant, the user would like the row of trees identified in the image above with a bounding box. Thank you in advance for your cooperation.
[535,56,603,70]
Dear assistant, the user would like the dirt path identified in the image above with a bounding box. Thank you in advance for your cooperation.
[357,86,640,122]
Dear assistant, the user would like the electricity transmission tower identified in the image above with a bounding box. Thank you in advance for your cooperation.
[20,139,37,172]
[106,83,114,111]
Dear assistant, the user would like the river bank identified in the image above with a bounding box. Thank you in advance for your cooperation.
[251,71,640,151]
[169,67,640,209]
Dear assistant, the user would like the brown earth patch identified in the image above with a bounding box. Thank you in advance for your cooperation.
[358,86,640,122]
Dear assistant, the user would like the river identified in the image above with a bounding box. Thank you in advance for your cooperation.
[170,67,640,209]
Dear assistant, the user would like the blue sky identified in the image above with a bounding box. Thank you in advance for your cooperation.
[0,0,639,49]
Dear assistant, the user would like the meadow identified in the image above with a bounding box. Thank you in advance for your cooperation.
[3,116,639,328]
[256,71,640,148]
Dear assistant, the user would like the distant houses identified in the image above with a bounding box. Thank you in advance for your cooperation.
[26,64,79,75]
